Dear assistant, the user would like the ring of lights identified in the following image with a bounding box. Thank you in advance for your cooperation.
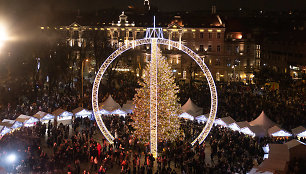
[92,38,218,146]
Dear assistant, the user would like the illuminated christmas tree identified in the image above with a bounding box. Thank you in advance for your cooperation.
[132,49,182,142]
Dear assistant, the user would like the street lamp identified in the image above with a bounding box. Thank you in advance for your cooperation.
[0,24,8,51]
[81,59,89,107]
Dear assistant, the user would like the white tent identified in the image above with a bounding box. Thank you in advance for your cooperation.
[15,114,39,127]
[111,109,127,116]
[214,116,235,127]
[291,126,306,138]
[72,107,92,118]
[248,167,273,174]
[247,125,267,137]
[268,126,292,137]
[98,109,111,115]
[52,108,73,121]
[122,100,135,114]
[195,114,208,123]
[249,111,276,131]
[256,140,306,174]
[181,98,203,116]
[228,122,240,131]
[33,111,55,123]
[236,121,250,129]
[99,95,121,112]
[0,119,22,129]
[285,139,306,160]
[0,125,11,136]
[178,112,195,120]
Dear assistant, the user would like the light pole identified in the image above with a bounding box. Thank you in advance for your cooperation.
[0,24,8,53]
[81,58,89,107]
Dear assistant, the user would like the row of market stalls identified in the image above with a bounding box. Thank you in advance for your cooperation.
[0,95,134,138]
[249,139,306,174]
[177,98,306,174]
[177,98,306,139]
[1,95,305,139]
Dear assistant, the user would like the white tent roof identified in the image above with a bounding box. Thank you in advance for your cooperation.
[1,119,22,129]
[248,167,273,174]
[98,109,111,115]
[16,114,39,125]
[236,121,250,129]
[228,122,240,131]
[99,95,121,111]
[52,108,66,116]
[249,111,276,130]
[214,116,235,127]
[241,127,256,137]
[195,114,208,122]
[268,125,292,137]
[181,98,203,116]
[72,107,92,116]
[122,100,135,114]
[221,116,236,125]
[285,139,306,160]
[33,111,55,120]
[248,125,267,137]
[292,126,306,136]
[15,114,32,123]
[178,112,195,120]
[0,125,11,136]
[258,159,288,174]
[111,109,127,116]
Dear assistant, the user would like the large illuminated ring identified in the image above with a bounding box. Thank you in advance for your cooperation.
[92,38,218,145]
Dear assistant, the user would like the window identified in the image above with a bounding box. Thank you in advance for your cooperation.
[129,31,133,38]
[208,45,212,51]
[200,32,204,38]
[215,59,221,66]
[217,33,221,39]
[200,45,204,52]
[208,33,212,39]
[136,32,141,38]
[217,45,221,52]
[113,31,118,38]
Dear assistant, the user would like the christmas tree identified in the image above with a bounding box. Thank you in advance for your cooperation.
[131,49,182,142]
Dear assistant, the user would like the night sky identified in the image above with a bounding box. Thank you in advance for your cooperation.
[0,0,305,42]
[1,0,306,13]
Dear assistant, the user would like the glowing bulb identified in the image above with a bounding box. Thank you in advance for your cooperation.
[0,24,8,49]
[7,154,16,163]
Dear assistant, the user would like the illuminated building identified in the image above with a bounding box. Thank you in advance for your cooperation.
[39,3,259,83]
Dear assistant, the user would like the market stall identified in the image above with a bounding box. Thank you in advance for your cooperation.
[122,100,135,114]
[181,98,203,117]
[195,114,208,123]
[268,125,292,137]
[178,111,196,121]
[291,126,306,139]
[15,114,39,127]
[52,108,73,124]
[33,111,55,123]
[0,125,11,136]
[111,109,127,117]
[0,119,22,129]
[72,107,92,118]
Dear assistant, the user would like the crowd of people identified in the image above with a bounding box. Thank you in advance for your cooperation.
[0,75,305,173]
